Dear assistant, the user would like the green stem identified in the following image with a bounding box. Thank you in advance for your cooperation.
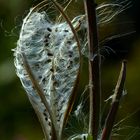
[84,0,101,139]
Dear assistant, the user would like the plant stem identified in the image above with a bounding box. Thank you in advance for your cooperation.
[101,60,127,140]
[84,0,101,139]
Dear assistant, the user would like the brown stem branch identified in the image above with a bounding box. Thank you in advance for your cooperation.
[84,0,101,139]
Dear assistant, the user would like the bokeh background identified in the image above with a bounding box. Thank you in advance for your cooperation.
[0,0,140,140]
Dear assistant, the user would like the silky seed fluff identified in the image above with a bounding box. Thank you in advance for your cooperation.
[14,10,80,138]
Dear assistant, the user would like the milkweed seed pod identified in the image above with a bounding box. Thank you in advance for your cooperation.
[14,5,81,139]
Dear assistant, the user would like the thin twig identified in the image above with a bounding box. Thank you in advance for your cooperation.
[84,0,101,139]
[101,60,127,140]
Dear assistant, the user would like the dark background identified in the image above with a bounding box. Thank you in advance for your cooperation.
[0,0,140,140]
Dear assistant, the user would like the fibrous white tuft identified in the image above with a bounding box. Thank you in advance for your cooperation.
[14,9,80,139]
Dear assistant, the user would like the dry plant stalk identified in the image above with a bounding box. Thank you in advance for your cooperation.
[84,0,101,139]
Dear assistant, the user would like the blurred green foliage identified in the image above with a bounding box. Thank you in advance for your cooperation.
[0,0,140,140]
